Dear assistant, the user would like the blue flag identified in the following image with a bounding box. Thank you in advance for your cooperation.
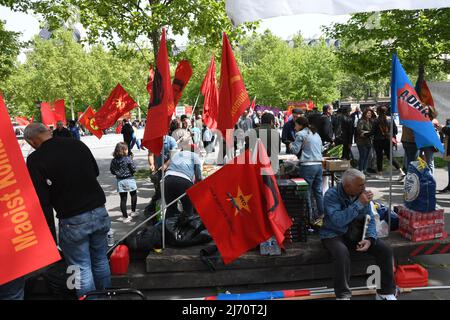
[391,54,444,153]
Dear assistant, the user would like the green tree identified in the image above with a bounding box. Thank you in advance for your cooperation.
[2,0,258,61]
[2,29,149,118]
[324,9,450,81]
[0,20,21,82]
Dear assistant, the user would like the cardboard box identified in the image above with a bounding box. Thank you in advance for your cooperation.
[325,159,351,171]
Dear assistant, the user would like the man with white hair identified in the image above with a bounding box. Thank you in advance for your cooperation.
[320,168,397,300]
[24,122,111,298]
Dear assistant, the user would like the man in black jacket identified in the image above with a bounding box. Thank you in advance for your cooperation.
[52,121,72,138]
[319,104,334,144]
[24,123,111,298]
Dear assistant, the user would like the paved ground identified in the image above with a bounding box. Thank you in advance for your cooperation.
[20,131,450,300]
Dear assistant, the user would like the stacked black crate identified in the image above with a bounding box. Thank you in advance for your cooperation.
[277,179,309,242]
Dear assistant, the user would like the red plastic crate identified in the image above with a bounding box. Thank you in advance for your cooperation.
[395,264,428,288]
[110,244,129,275]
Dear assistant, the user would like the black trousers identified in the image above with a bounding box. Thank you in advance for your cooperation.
[149,170,163,208]
[119,191,137,218]
[322,236,396,299]
[164,175,194,219]
[373,139,400,172]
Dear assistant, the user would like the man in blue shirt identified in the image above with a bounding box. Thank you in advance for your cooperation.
[320,168,397,300]
[146,135,178,214]
[281,108,304,154]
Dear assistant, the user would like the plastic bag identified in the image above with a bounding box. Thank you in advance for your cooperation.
[165,214,212,247]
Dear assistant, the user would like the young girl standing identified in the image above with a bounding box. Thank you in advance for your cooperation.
[110,142,138,223]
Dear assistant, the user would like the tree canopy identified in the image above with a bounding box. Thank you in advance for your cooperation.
[324,8,450,81]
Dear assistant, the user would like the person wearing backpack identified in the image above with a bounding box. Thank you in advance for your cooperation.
[370,106,405,178]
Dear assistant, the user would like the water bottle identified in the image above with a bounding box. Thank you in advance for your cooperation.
[107,229,115,247]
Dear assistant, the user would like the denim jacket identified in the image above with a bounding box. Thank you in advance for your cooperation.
[290,128,323,163]
[320,183,377,241]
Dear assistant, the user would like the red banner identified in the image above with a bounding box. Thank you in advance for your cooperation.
[142,29,174,155]
[0,95,60,285]
[79,106,103,139]
[217,33,250,138]
[40,100,66,127]
[172,60,193,111]
[201,55,219,130]
[15,117,30,126]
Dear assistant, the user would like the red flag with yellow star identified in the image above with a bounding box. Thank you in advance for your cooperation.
[187,141,291,264]
[79,106,103,139]
[94,83,137,130]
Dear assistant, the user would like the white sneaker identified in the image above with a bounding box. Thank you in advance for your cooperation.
[122,217,133,224]
[376,294,397,300]
[117,217,125,222]
[130,211,139,217]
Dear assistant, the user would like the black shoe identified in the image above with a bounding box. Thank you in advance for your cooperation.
[366,168,377,174]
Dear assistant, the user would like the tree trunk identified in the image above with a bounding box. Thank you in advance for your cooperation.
[417,64,425,88]
[150,29,161,63]
[70,95,75,120]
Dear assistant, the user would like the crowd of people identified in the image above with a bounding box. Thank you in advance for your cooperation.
[3,101,449,301]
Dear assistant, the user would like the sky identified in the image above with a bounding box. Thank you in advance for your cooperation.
[0,5,350,58]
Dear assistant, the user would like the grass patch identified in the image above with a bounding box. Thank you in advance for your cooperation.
[135,169,151,180]
[381,157,448,169]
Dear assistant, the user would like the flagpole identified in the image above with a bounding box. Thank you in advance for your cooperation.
[388,108,393,236]
[161,135,167,249]
[190,93,201,122]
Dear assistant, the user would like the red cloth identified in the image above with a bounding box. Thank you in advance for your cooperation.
[217,33,250,139]
[0,94,61,285]
[94,84,137,130]
[142,29,174,155]
[187,141,292,264]
[79,106,103,139]
[172,60,193,113]
[40,99,66,127]
[15,117,30,126]
[201,55,219,130]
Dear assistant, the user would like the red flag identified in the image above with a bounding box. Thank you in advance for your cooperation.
[142,29,174,155]
[252,140,292,248]
[172,60,193,111]
[187,141,292,264]
[40,102,56,127]
[250,96,256,112]
[79,106,103,139]
[53,99,66,123]
[40,100,66,127]
[416,78,436,116]
[0,95,61,285]
[201,55,219,130]
[115,123,123,134]
[94,84,137,130]
[218,33,250,139]
[15,116,30,126]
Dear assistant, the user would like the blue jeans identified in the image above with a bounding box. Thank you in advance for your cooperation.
[357,145,371,172]
[59,206,111,298]
[403,142,418,172]
[298,164,324,221]
[0,277,25,300]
